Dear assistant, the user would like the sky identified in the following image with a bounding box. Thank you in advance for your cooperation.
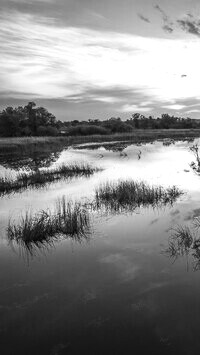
[1,0,200,121]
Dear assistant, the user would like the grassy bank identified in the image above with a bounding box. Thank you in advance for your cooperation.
[0,163,100,195]
[95,180,182,212]
[8,197,90,255]
[1,129,200,156]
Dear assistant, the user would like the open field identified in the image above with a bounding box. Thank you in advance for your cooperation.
[1,129,200,156]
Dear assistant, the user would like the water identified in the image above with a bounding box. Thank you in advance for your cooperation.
[1,139,200,354]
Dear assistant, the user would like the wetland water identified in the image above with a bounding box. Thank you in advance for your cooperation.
[1,139,200,354]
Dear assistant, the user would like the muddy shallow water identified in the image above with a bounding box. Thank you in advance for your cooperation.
[1,139,200,355]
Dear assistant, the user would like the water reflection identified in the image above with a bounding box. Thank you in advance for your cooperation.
[0,150,61,171]
[2,139,200,354]
[7,178,182,260]
[74,141,130,152]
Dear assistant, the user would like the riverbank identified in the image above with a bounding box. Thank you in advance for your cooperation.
[1,129,200,156]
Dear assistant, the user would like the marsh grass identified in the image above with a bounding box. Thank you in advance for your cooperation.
[164,220,200,270]
[7,197,90,256]
[165,226,193,260]
[95,180,182,212]
[0,130,197,157]
[0,163,100,195]
[190,144,200,173]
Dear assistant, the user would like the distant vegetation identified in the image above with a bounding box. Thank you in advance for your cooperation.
[0,163,100,195]
[1,101,200,137]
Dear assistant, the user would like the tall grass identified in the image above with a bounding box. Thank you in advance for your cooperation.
[95,180,182,212]
[0,163,100,195]
[7,197,90,256]
[0,130,198,157]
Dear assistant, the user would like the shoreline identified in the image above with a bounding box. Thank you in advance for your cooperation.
[1,128,200,156]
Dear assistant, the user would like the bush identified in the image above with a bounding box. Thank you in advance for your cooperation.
[37,125,58,136]
[102,120,133,133]
[67,125,110,136]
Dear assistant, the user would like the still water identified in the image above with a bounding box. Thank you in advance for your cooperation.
[1,139,200,354]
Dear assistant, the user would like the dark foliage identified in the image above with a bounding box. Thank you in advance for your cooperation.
[0,102,58,137]
[1,102,200,137]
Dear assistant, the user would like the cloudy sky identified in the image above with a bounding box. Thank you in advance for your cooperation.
[1,0,200,120]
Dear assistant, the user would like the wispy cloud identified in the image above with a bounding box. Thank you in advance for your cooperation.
[186,109,200,114]
[120,104,153,113]
[177,17,200,37]
[162,104,186,110]
[154,4,174,33]
[138,14,150,23]
[10,0,54,2]
[1,10,200,110]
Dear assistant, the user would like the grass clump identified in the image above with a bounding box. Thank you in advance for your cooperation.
[165,226,193,260]
[0,163,100,195]
[190,144,200,173]
[95,180,182,212]
[7,197,90,256]
[164,219,200,271]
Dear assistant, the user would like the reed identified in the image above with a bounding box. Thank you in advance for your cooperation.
[0,163,100,195]
[164,222,200,270]
[7,197,90,255]
[95,180,182,212]
[165,226,193,259]
[0,130,198,157]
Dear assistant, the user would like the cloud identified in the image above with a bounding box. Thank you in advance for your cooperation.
[162,25,173,33]
[2,10,200,108]
[120,104,152,113]
[162,104,186,110]
[177,18,200,37]
[138,14,150,23]
[186,109,200,114]
[99,253,140,282]
[154,7,200,38]
[10,0,54,2]
[154,4,174,33]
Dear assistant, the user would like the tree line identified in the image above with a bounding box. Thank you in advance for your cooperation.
[0,102,200,137]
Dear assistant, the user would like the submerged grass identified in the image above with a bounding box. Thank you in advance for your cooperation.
[7,197,90,256]
[95,180,182,212]
[0,163,100,195]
